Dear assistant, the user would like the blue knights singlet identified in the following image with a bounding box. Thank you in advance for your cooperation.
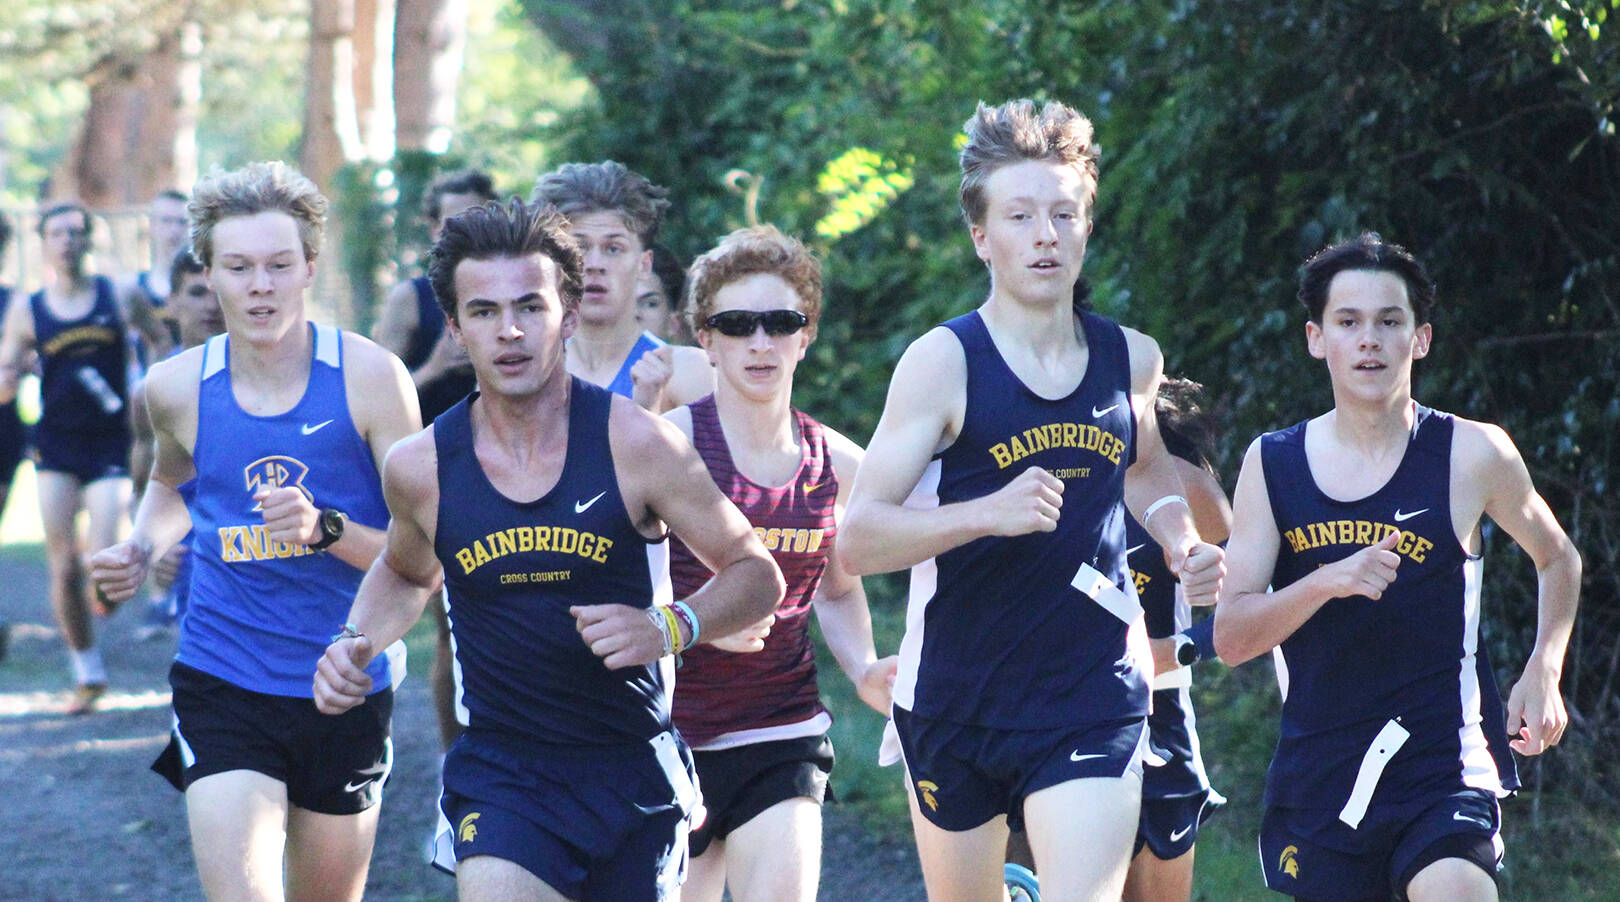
[894,310,1148,729]
[606,331,665,399]
[1260,405,1518,817]
[1126,515,1219,800]
[179,323,391,696]
[31,275,129,441]
[433,379,674,746]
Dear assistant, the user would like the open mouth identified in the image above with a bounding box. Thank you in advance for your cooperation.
[1030,259,1061,271]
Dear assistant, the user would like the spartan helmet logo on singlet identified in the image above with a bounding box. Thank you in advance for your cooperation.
[244,455,314,509]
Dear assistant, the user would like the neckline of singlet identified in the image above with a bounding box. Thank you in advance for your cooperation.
[967,309,1102,404]
[696,395,812,494]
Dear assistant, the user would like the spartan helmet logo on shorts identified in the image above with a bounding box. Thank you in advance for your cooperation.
[244,455,313,508]
[1278,844,1300,879]
[458,812,481,843]
[916,780,940,812]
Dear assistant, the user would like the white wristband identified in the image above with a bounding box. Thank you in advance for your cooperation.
[1142,494,1189,524]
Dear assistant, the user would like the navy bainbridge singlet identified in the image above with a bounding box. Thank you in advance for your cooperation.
[433,379,674,746]
[1260,406,1518,814]
[894,310,1148,730]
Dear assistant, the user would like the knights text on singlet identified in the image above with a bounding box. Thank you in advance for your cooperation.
[181,324,391,696]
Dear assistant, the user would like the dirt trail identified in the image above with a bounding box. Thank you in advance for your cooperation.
[0,545,923,901]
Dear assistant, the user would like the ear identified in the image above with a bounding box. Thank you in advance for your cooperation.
[794,328,811,362]
[1412,322,1432,360]
[1305,319,1326,360]
[696,325,719,364]
[561,306,580,340]
[638,248,653,279]
[969,222,991,263]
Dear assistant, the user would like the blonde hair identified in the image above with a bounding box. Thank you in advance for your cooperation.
[188,162,327,267]
[686,225,822,338]
[958,99,1100,226]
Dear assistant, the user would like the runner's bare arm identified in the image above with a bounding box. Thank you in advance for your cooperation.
[1120,328,1223,604]
[665,344,716,410]
[314,431,443,714]
[843,328,1063,574]
[1214,438,1401,665]
[0,295,36,404]
[370,278,422,361]
[89,359,199,603]
[813,430,896,715]
[576,400,783,669]
[1459,419,1580,755]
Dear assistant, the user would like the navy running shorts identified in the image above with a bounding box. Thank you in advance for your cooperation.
[33,426,129,484]
[441,728,698,900]
[893,705,1147,832]
[1135,788,1224,860]
[153,661,393,815]
[1259,787,1501,901]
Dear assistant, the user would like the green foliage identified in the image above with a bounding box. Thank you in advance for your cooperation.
[519,0,1619,885]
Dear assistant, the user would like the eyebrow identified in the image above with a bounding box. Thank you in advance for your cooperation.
[1329,305,1409,317]
[465,292,544,307]
[216,250,299,261]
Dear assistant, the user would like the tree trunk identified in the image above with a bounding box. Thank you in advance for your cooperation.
[302,0,363,190]
[393,0,467,153]
[58,52,141,207]
[170,17,203,191]
[352,0,396,161]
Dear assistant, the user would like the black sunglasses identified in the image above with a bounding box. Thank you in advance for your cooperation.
[704,309,809,337]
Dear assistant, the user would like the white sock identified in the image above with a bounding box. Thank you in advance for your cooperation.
[70,648,107,685]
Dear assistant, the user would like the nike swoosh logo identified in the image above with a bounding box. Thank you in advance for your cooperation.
[1393,508,1428,522]
[343,762,389,794]
[1452,811,1485,826]
[301,419,333,435]
[575,491,607,514]
[1070,751,1107,763]
[803,482,824,494]
[1169,823,1193,842]
[1125,544,1146,556]
[1092,403,1120,418]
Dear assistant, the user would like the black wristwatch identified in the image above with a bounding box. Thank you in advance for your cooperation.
[311,507,347,550]
[1173,633,1200,667]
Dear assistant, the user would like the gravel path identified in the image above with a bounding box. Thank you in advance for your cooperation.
[0,544,924,901]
